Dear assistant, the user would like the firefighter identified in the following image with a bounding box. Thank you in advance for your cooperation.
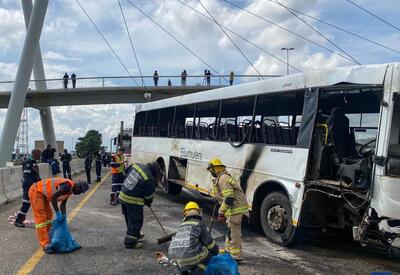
[119,161,161,249]
[14,148,42,228]
[60,149,72,179]
[168,201,218,275]
[95,152,102,182]
[110,147,126,205]
[28,178,89,253]
[207,159,249,261]
[84,153,92,184]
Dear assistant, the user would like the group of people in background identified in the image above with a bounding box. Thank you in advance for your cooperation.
[153,70,235,87]
[63,72,77,89]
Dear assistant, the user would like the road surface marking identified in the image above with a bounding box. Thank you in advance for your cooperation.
[16,172,110,275]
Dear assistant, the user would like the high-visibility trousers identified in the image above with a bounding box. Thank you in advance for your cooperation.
[225,214,243,259]
[28,185,53,248]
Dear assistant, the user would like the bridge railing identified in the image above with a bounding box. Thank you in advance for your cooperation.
[0,74,281,91]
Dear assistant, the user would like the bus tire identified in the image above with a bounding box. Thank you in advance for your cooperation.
[163,180,182,195]
[260,191,296,246]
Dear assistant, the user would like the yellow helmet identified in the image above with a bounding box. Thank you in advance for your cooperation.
[184,201,200,215]
[207,158,226,171]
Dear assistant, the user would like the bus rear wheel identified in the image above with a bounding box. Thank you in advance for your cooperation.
[159,165,182,195]
[260,191,296,246]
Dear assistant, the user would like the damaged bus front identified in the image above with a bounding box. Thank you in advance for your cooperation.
[303,63,400,253]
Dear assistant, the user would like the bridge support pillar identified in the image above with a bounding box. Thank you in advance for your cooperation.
[0,0,49,167]
[22,0,58,153]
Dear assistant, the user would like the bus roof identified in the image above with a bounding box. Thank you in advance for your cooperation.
[137,63,395,113]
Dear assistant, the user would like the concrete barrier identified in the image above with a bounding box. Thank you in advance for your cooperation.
[2,166,23,202]
[0,170,7,206]
[0,159,85,204]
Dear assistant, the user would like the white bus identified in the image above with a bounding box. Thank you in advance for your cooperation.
[131,63,400,251]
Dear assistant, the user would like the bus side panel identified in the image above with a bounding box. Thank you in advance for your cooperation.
[132,136,309,224]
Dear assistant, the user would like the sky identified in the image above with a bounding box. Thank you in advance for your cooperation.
[0,0,399,152]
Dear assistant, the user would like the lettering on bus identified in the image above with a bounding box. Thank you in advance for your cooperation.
[180,147,203,160]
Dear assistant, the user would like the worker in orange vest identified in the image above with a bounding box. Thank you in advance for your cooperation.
[110,147,126,205]
[28,178,89,253]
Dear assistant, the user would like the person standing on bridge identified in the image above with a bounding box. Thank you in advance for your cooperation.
[207,158,249,262]
[110,147,126,205]
[119,161,161,249]
[84,153,92,185]
[60,149,72,179]
[95,152,102,182]
[14,149,42,228]
[229,71,235,86]
[153,70,159,86]
[206,70,211,86]
[29,178,88,253]
[168,79,172,86]
[71,72,77,88]
[63,72,69,89]
[181,70,187,86]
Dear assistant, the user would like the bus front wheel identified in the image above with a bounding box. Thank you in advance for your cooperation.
[260,191,296,246]
[162,180,182,195]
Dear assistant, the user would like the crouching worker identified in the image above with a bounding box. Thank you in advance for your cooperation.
[119,161,161,249]
[169,202,218,275]
[28,178,89,253]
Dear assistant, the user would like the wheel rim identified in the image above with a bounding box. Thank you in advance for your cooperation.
[267,204,288,232]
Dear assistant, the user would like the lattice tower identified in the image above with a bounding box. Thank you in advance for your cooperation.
[15,108,29,157]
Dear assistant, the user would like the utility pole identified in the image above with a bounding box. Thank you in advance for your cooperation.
[0,0,49,167]
[281,47,295,75]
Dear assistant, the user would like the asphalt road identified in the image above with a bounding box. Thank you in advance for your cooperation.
[0,169,399,274]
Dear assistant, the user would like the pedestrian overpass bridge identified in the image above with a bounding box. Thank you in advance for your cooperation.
[0,75,274,108]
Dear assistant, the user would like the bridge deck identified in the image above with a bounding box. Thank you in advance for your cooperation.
[0,85,222,108]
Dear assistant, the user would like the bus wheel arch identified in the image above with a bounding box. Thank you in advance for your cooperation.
[252,181,296,246]
[158,156,182,195]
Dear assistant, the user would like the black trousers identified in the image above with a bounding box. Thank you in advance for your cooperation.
[111,173,125,195]
[72,79,76,88]
[121,203,143,247]
[63,163,71,179]
[96,163,101,179]
[85,168,91,183]
[16,181,33,221]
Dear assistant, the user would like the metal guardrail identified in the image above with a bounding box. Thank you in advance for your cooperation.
[0,74,281,91]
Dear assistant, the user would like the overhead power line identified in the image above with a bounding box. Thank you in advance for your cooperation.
[266,0,400,54]
[118,0,146,88]
[197,0,263,77]
[272,0,361,65]
[75,0,139,86]
[125,0,225,80]
[223,0,358,64]
[345,0,400,33]
[175,0,301,73]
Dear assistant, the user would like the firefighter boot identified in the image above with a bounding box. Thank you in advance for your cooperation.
[14,216,25,228]
[110,194,117,206]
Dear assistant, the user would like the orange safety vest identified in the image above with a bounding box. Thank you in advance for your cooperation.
[111,154,125,174]
[36,178,75,202]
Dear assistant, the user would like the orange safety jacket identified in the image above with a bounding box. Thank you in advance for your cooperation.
[111,154,125,174]
[35,178,75,202]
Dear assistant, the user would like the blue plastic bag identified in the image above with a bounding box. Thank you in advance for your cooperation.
[49,214,81,253]
[205,253,240,275]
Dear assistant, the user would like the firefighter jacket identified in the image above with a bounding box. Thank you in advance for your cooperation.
[84,155,92,169]
[168,215,218,271]
[212,172,249,217]
[110,154,125,174]
[119,163,155,206]
[22,157,41,185]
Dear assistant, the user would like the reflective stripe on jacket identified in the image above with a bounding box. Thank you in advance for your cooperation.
[119,163,155,206]
[35,178,75,201]
[213,172,249,217]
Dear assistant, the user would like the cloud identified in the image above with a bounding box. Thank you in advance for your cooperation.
[43,51,82,62]
[0,7,24,51]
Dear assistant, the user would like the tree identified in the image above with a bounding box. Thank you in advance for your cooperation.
[75,130,102,158]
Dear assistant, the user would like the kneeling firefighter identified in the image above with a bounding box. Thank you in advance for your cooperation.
[28,178,89,253]
[119,161,161,249]
[207,159,249,261]
[169,201,218,275]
